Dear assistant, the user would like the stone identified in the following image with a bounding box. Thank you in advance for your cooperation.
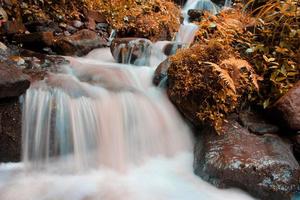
[188,9,204,21]
[291,135,300,161]
[0,62,30,99]
[273,81,300,131]
[238,110,280,135]
[0,97,22,162]
[54,29,107,56]
[162,42,184,56]
[110,37,152,65]
[84,10,107,23]
[73,20,84,28]
[153,59,170,86]
[1,20,26,35]
[13,31,55,52]
[194,118,300,200]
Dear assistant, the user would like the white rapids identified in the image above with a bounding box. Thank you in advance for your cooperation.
[0,48,255,200]
[0,0,257,199]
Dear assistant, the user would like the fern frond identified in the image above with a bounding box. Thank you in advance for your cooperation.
[204,62,236,93]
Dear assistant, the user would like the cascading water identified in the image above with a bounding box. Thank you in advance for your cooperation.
[0,1,255,200]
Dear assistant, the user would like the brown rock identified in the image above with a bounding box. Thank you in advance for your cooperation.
[0,97,22,162]
[273,81,300,131]
[1,20,26,35]
[13,32,55,52]
[291,135,300,161]
[110,38,152,65]
[0,62,30,99]
[238,110,280,135]
[84,10,107,23]
[194,118,300,200]
[153,59,170,86]
[162,42,183,56]
[54,29,107,56]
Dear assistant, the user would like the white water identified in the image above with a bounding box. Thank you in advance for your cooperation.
[0,1,256,199]
[0,47,255,200]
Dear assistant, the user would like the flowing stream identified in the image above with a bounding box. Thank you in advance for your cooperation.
[0,1,256,200]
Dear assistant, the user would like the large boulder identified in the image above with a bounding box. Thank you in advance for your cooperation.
[273,81,300,131]
[54,29,107,56]
[194,117,300,200]
[0,62,30,99]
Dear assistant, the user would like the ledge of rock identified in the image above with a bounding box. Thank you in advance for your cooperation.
[194,117,300,200]
[0,62,30,99]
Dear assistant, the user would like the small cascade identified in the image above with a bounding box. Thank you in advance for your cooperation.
[22,58,191,171]
[111,38,167,67]
[0,1,255,200]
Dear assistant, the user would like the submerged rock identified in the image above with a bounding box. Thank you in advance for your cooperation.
[273,81,300,131]
[0,62,30,99]
[194,118,300,200]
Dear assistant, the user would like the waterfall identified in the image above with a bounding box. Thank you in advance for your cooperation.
[21,58,192,171]
[0,1,254,200]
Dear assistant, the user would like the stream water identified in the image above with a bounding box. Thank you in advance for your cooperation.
[0,1,257,200]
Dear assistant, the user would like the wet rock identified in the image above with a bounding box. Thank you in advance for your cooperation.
[96,23,108,31]
[162,42,184,56]
[54,29,107,56]
[272,81,300,131]
[0,62,30,99]
[238,110,280,135]
[172,0,188,6]
[73,20,84,28]
[153,59,170,86]
[110,37,152,65]
[13,31,55,53]
[194,118,300,200]
[291,135,300,161]
[0,97,22,162]
[188,9,204,21]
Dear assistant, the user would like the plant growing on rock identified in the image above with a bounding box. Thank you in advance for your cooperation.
[167,40,259,131]
[91,0,181,41]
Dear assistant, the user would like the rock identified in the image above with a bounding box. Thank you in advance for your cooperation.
[162,42,184,56]
[194,118,300,200]
[110,38,152,65]
[273,81,300,131]
[54,29,107,56]
[13,32,55,53]
[84,10,107,23]
[188,9,204,21]
[85,17,96,30]
[0,97,22,162]
[153,59,170,86]
[1,20,26,35]
[291,135,300,161]
[172,0,188,5]
[0,62,30,99]
[96,23,108,31]
[238,110,280,135]
[73,20,83,28]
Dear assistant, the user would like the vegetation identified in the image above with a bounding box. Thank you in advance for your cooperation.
[90,0,181,41]
[168,41,258,131]
[169,0,299,131]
